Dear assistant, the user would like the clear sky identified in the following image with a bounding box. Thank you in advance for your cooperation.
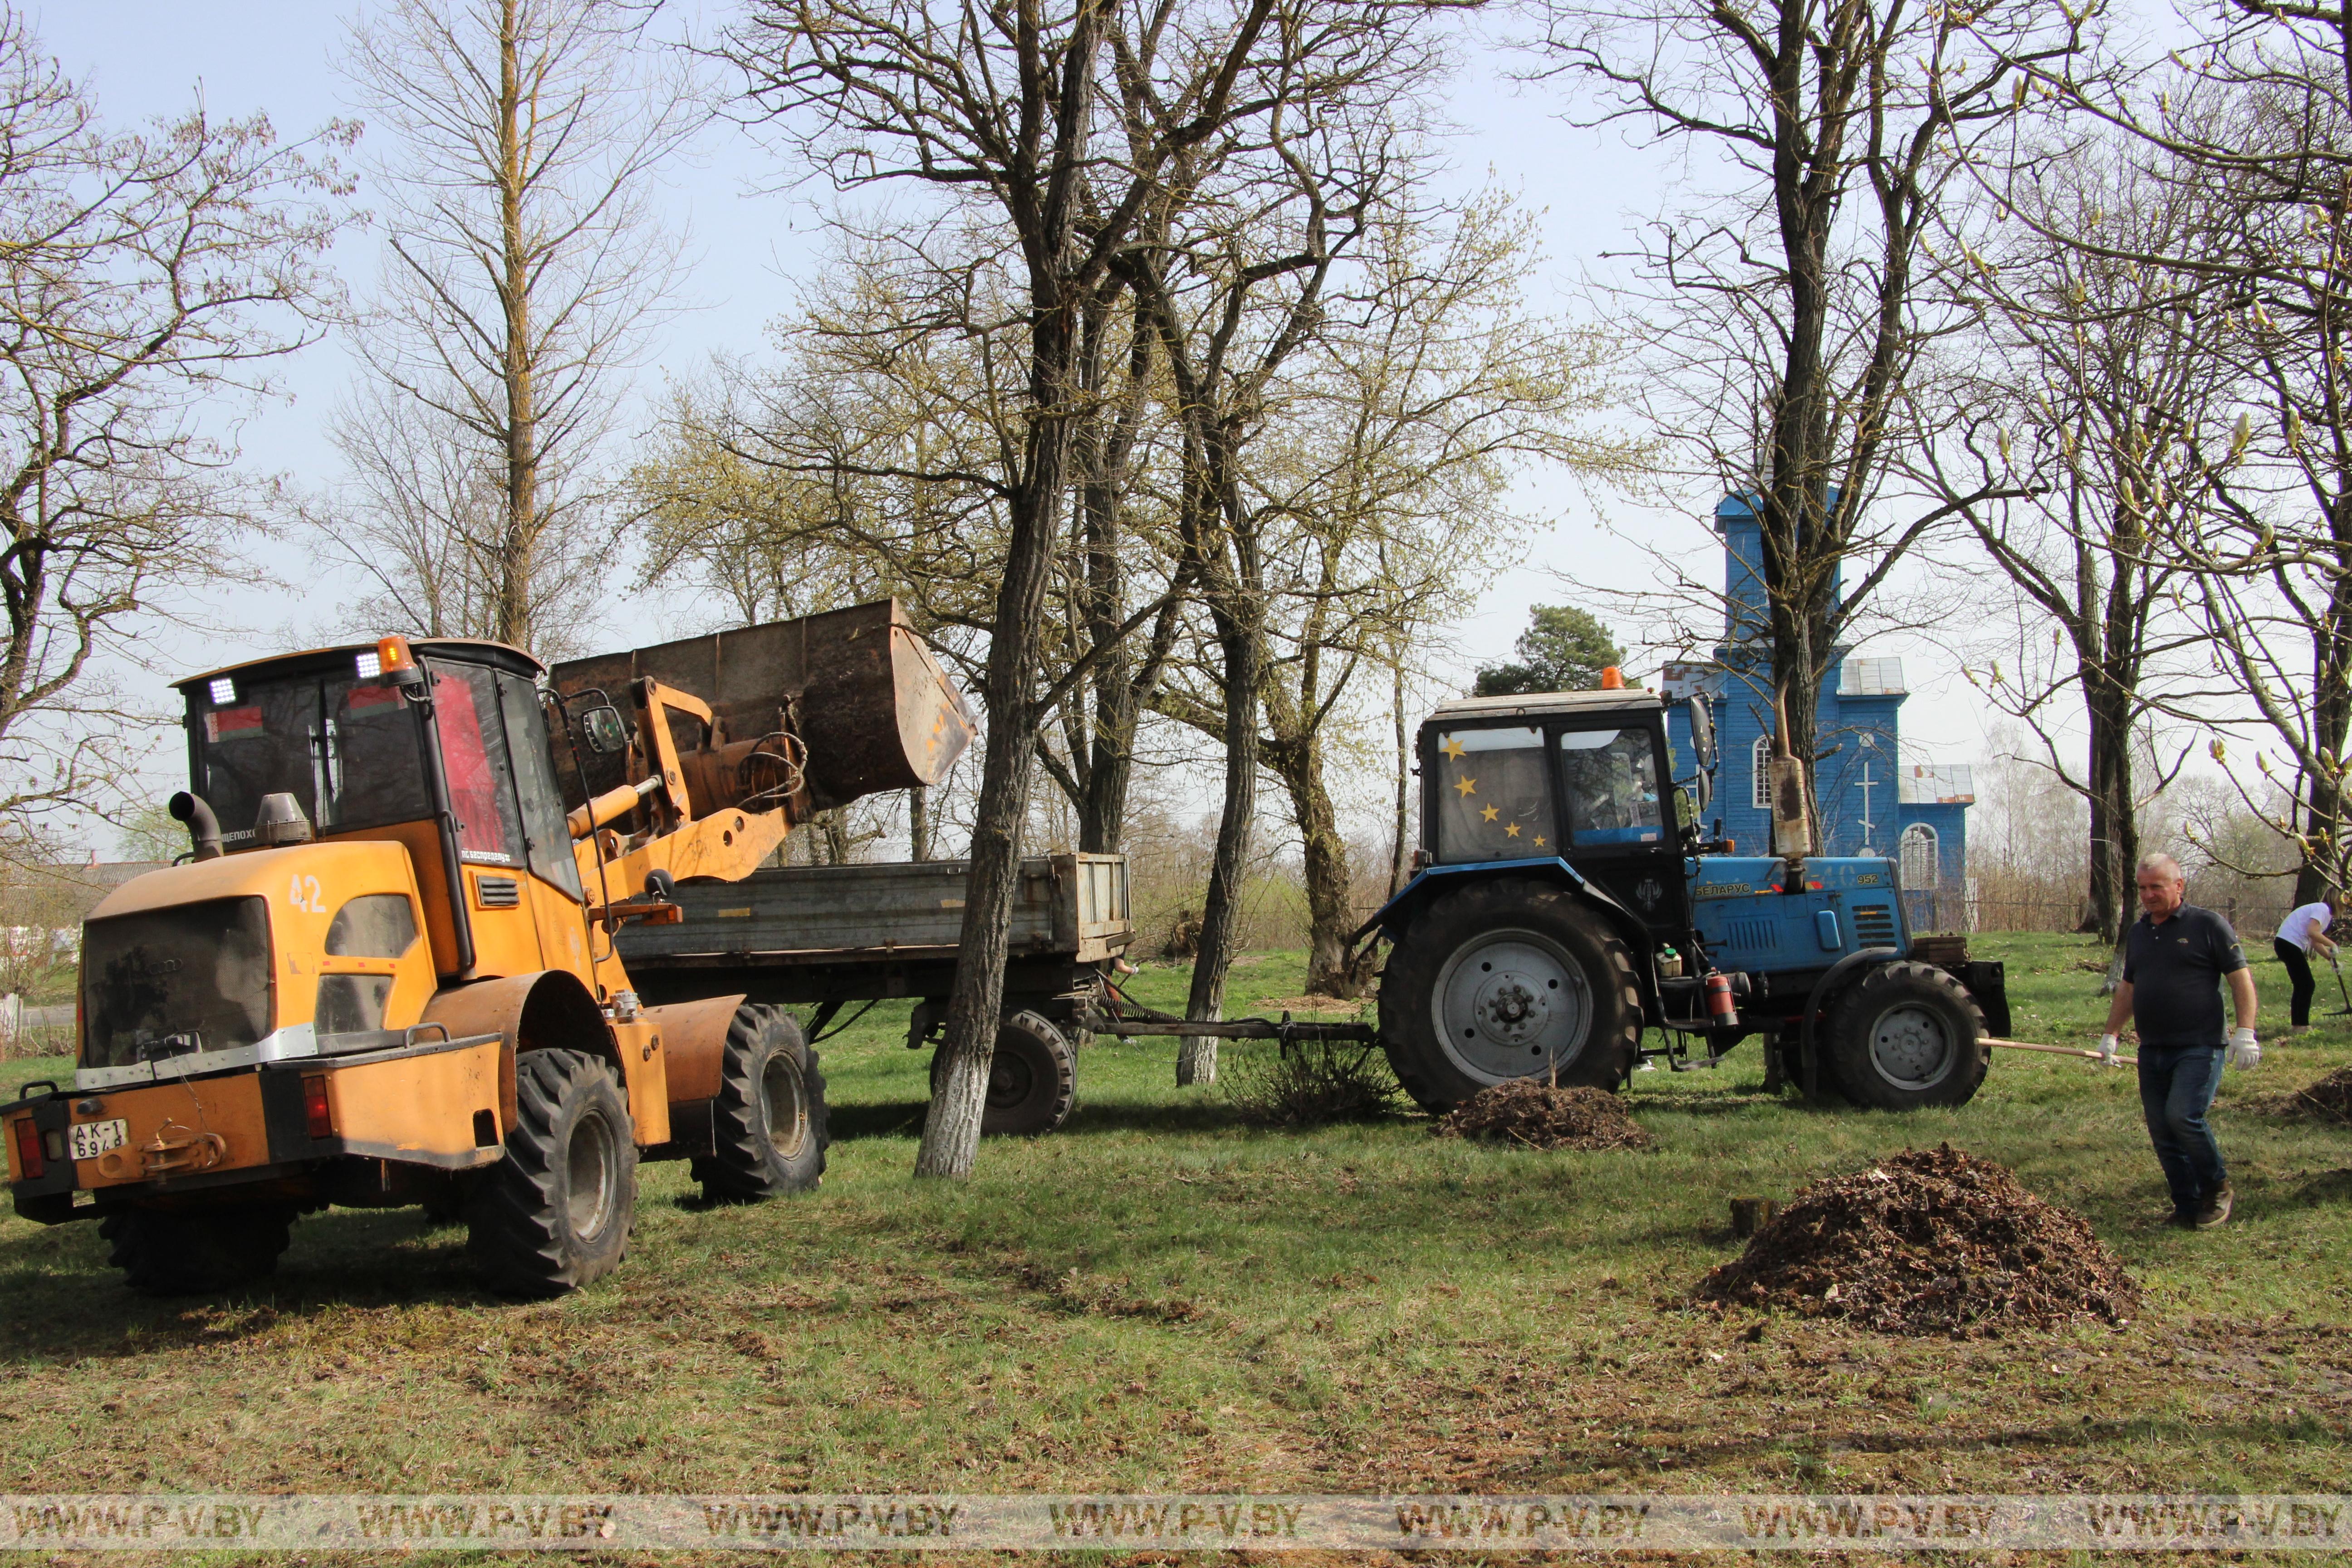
[33,0,2013,843]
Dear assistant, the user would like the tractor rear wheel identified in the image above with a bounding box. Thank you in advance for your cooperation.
[694,1004,828,1200]
[1377,878,1642,1112]
[466,1048,635,1296]
[930,1010,1077,1136]
[100,1202,295,1296]
[1823,961,1989,1110]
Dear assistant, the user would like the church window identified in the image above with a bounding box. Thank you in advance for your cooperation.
[1751,736,1773,811]
[1900,823,1940,889]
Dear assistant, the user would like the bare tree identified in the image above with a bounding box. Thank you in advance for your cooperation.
[2038,14,2352,904]
[726,0,1461,1176]
[1532,0,2089,847]
[1914,140,2231,943]
[0,10,352,857]
[337,0,694,655]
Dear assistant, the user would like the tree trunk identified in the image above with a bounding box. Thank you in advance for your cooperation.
[1390,660,1412,896]
[1179,612,1262,1084]
[908,784,931,862]
[1268,731,1356,996]
[495,0,537,651]
[2300,543,2352,904]
[2082,668,2134,945]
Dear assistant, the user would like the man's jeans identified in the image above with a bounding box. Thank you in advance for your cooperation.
[2137,1043,2228,1212]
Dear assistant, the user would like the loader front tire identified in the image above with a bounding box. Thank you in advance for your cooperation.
[101,1202,295,1296]
[694,1004,828,1201]
[466,1048,635,1296]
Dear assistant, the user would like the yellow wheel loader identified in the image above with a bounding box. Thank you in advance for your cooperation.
[1,602,971,1297]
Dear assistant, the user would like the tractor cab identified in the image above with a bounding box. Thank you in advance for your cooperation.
[1417,687,1701,942]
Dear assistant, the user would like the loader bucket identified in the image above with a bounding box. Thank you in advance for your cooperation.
[549,599,975,814]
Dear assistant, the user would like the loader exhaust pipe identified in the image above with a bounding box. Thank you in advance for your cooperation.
[167,791,223,862]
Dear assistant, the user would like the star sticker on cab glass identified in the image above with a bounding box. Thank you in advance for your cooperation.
[1505,822,1522,837]
[1441,737,1466,760]
[1533,834,1547,848]
[1480,804,1499,822]
[1454,775,1477,797]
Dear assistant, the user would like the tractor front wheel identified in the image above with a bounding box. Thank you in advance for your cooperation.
[1823,961,1989,1110]
[1377,878,1642,1112]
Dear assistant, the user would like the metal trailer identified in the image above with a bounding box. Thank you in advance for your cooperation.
[617,854,1132,1136]
[613,853,1379,1135]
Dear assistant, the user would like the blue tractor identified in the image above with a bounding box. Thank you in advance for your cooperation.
[1357,687,2008,1110]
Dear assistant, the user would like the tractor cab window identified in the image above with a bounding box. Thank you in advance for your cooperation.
[1432,727,1553,862]
[498,671,583,900]
[427,660,525,867]
[1558,728,1664,848]
[192,671,432,842]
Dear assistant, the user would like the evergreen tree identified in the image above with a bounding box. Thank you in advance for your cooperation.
[1473,606,1625,696]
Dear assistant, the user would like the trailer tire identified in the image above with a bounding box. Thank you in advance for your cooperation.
[100,1202,295,1296]
[694,1004,828,1200]
[930,1011,1077,1136]
[1823,961,1989,1110]
[1378,878,1641,1112]
[466,1048,635,1296]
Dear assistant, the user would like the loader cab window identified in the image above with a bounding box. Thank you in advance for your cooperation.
[498,671,584,900]
[191,670,432,842]
[1431,726,1555,863]
[426,660,524,868]
[1558,727,1665,848]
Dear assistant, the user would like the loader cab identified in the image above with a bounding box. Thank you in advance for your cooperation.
[1418,690,1690,938]
[177,637,587,981]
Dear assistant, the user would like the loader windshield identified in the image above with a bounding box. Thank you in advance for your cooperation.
[191,669,434,842]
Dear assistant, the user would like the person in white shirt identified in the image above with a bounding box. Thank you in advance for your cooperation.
[2273,897,2339,1031]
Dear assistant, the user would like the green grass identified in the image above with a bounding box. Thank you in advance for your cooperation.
[1,932,2348,1547]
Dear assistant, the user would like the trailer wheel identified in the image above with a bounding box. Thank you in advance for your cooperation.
[1378,878,1641,1112]
[1823,961,1989,1110]
[100,1202,295,1296]
[466,1048,635,1296]
[694,1004,828,1200]
[930,1010,1077,1136]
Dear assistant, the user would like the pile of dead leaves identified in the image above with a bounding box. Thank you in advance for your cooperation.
[2277,1066,2352,1125]
[1694,1144,2138,1335]
[1434,1080,1652,1151]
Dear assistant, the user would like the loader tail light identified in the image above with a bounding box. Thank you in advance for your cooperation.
[303,1076,334,1140]
[10,1115,43,1180]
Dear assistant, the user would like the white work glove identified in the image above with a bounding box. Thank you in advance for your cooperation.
[2228,1027,2260,1071]
[2098,1033,2119,1065]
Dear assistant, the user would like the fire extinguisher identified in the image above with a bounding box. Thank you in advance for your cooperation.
[1704,971,1740,1029]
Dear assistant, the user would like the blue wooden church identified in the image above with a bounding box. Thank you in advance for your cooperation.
[1658,495,1974,919]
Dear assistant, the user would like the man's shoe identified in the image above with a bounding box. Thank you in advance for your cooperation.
[2194,1184,2234,1229]
[2167,1207,2196,1229]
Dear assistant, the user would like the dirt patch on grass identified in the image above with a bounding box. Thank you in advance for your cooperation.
[1434,1080,1652,1151]
[2258,1065,2352,1124]
[1694,1143,2138,1335]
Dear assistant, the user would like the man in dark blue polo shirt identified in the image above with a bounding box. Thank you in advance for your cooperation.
[2099,853,2260,1228]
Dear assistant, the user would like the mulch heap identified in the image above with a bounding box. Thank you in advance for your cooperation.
[1694,1144,2139,1336]
[1433,1080,1652,1151]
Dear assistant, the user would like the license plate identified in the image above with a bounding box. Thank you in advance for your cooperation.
[69,1119,128,1161]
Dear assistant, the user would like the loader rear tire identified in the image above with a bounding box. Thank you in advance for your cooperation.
[693,1004,828,1201]
[101,1202,295,1296]
[466,1049,635,1297]
[1823,961,1989,1110]
[1378,878,1641,1111]
[930,1010,1077,1136]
